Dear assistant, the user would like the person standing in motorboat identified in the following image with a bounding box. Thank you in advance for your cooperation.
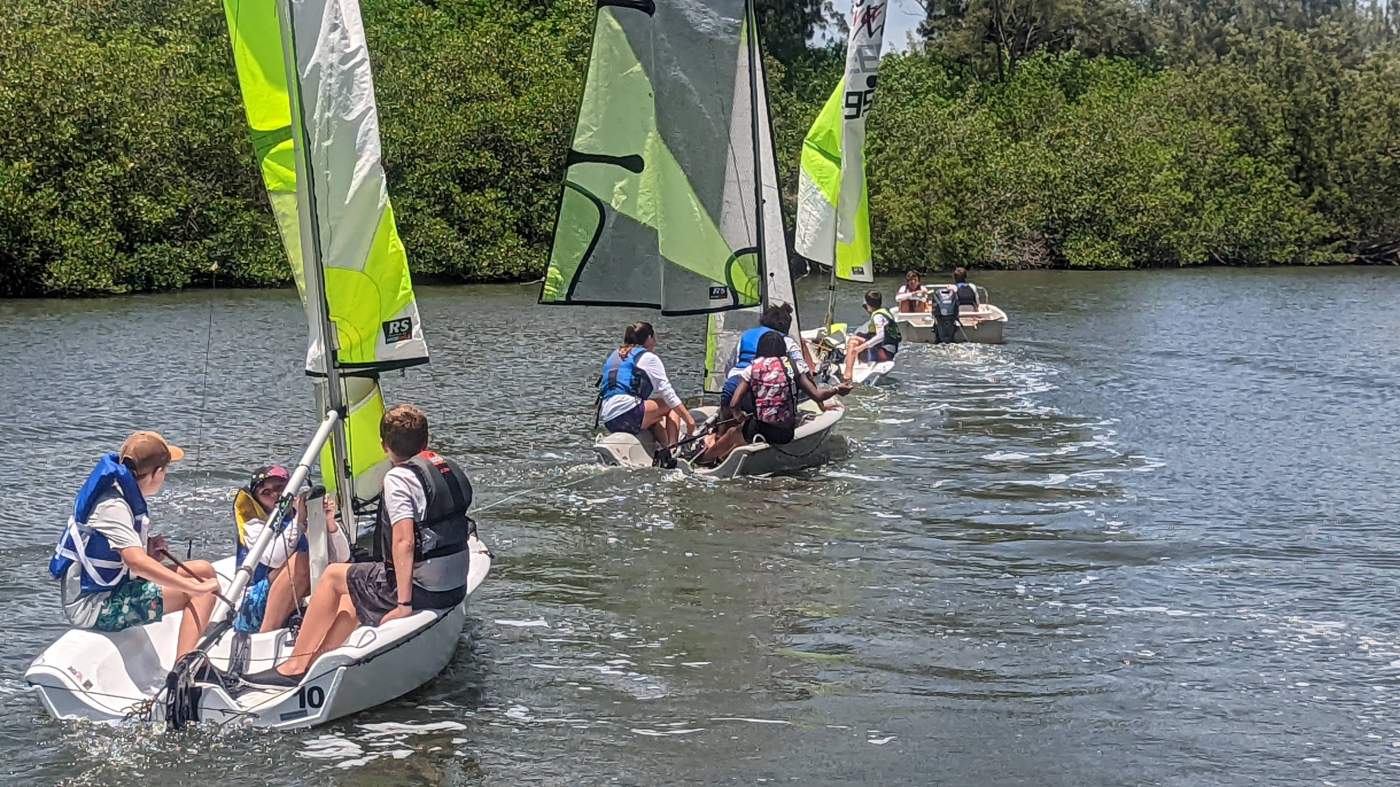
[895,270,931,313]
[842,290,902,381]
[243,405,474,687]
[49,431,221,662]
[597,321,697,467]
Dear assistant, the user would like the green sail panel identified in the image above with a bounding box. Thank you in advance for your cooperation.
[542,0,762,316]
[222,0,428,373]
[793,0,889,283]
[319,377,390,504]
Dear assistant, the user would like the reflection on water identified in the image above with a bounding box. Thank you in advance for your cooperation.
[1,267,1399,784]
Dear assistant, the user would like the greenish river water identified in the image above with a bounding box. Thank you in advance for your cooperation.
[1,267,1398,785]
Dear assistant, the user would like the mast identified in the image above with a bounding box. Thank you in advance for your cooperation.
[824,264,837,328]
[280,0,356,531]
[747,0,769,309]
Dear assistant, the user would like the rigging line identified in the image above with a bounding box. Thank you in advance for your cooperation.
[474,468,615,514]
[194,262,219,475]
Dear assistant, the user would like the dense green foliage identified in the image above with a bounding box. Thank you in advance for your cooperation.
[0,0,1396,295]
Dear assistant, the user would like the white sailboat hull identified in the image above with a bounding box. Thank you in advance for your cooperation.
[26,538,491,730]
[799,325,896,385]
[594,402,845,479]
[894,304,1008,345]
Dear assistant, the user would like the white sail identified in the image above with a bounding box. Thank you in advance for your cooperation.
[705,5,798,392]
[793,0,889,284]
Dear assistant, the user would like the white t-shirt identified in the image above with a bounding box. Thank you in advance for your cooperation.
[896,284,927,302]
[726,335,809,378]
[61,489,146,627]
[382,466,428,527]
[600,351,682,424]
[244,504,350,567]
[241,509,302,569]
[858,312,891,350]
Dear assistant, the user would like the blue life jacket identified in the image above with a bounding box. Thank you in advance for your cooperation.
[49,453,148,595]
[734,326,779,371]
[599,348,654,401]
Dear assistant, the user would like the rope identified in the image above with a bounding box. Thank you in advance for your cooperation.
[473,471,607,514]
[193,262,218,475]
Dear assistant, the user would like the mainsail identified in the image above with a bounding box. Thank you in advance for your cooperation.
[541,0,766,316]
[223,0,427,508]
[793,0,889,287]
[704,3,798,392]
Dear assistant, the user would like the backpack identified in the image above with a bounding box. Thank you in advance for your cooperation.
[749,357,796,428]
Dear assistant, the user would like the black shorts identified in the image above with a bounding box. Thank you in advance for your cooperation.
[346,562,465,626]
[744,418,795,445]
[603,401,645,434]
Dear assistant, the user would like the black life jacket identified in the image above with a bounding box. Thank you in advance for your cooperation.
[374,451,472,594]
[956,282,978,306]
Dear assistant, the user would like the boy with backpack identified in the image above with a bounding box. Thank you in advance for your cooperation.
[698,332,845,464]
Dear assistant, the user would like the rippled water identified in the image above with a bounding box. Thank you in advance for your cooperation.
[1,267,1398,784]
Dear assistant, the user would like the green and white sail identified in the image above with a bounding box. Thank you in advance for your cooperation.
[704,3,798,392]
[541,0,765,316]
[223,0,426,502]
[793,0,889,284]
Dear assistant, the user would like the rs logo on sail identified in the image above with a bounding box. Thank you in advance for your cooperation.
[382,317,413,343]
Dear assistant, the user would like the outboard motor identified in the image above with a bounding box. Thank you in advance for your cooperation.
[932,287,959,343]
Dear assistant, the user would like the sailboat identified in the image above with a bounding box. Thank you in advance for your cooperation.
[25,0,490,729]
[793,0,895,385]
[539,0,845,479]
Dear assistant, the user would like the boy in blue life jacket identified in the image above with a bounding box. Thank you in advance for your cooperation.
[51,431,222,661]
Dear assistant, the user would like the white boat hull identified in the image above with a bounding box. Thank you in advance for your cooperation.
[893,304,1008,345]
[26,537,492,730]
[594,402,845,479]
[799,325,896,385]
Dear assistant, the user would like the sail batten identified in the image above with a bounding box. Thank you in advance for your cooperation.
[793,0,889,284]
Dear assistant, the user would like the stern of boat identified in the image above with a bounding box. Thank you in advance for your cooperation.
[695,401,845,478]
[593,408,710,469]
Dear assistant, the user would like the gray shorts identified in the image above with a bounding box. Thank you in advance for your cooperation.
[346,562,465,626]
